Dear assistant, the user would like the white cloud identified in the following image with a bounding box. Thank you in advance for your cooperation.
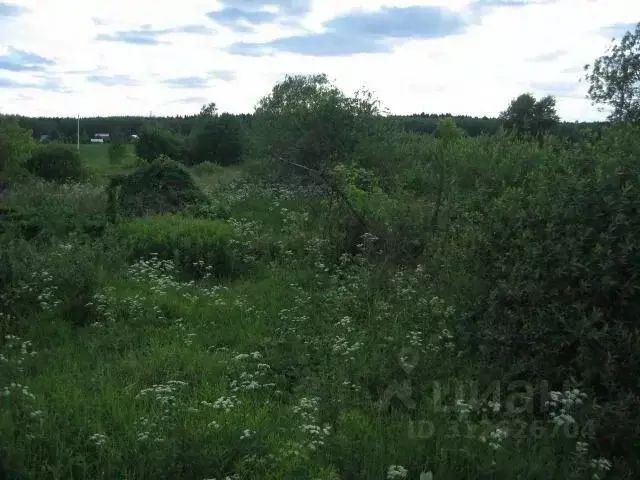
[0,0,637,120]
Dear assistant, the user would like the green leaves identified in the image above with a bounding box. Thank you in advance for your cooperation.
[0,117,36,174]
[498,93,559,137]
[25,143,86,183]
[584,22,640,123]
[135,124,185,163]
[251,74,381,184]
[187,113,244,166]
[116,214,234,279]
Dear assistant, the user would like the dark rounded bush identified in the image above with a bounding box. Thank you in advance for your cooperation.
[186,114,244,166]
[25,143,85,183]
[107,155,207,219]
[135,123,185,163]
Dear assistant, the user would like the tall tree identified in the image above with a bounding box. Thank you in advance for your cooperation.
[499,93,559,137]
[583,22,640,123]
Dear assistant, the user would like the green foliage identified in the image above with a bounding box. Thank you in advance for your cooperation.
[0,233,111,329]
[108,140,127,165]
[116,214,234,278]
[443,124,640,465]
[251,74,380,183]
[434,116,466,144]
[187,113,244,166]
[135,123,185,162]
[0,117,36,174]
[5,77,640,480]
[106,155,207,219]
[584,22,640,122]
[0,180,108,241]
[24,143,86,183]
[499,93,560,137]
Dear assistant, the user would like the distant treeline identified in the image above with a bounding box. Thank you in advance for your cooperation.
[3,112,608,143]
[390,113,610,141]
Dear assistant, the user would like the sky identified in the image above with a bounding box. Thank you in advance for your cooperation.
[0,0,638,121]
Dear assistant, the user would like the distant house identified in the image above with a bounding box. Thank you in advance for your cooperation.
[39,134,51,143]
[130,134,139,141]
[94,133,110,139]
[90,138,104,144]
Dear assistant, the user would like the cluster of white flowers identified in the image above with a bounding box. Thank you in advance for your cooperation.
[136,380,188,406]
[89,433,107,447]
[454,399,473,417]
[341,380,361,392]
[233,351,262,361]
[332,316,363,361]
[291,397,331,452]
[211,395,240,413]
[545,389,587,426]
[590,458,612,479]
[575,441,589,455]
[480,426,509,450]
[1,334,37,372]
[407,330,423,349]
[192,259,215,280]
[2,382,36,400]
[91,288,148,327]
[387,465,408,479]
[134,416,163,443]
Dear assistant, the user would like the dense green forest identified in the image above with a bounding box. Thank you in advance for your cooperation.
[3,111,608,144]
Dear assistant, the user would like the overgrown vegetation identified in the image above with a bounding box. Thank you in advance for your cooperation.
[2,24,640,479]
[24,143,86,183]
[106,155,207,219]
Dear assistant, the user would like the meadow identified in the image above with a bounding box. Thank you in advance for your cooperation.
[1,76,639,480]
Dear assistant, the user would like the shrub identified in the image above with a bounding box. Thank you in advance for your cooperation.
[0,181,108,241]
[135,123,185,162]
[447,124,640,466]
[187,113,244,166]
[0,233,105,328]
[0,117,35,174]
[107,155,207,219]
[250,74,381,184]
[116,214,234,278]
[24,143,85,183]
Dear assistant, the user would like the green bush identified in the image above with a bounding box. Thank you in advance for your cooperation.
[116,214,234,278]
[0,180,108,241]
[250,74,381,184]
[107,155,207,219]
[446,124,640,465]
[187,113,244,166]
[24,143,85,183]
[135,123,185,162]
[0,232,106,329]
[0,117,35,174]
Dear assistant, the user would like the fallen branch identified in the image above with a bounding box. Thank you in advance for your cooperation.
[276,156,369,229]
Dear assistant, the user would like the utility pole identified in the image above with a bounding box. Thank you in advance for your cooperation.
[77,115,80,152]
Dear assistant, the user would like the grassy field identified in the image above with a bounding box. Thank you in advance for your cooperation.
[77,143,138,180]
[0,128,634,479]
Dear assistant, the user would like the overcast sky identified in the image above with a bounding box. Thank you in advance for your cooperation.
[0,0,637,120]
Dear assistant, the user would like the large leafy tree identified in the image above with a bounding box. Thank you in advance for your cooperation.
[187,104,244,166]
[584,22,640,123]
[0,116,36,173]
[251,74,381,183]
[499,93,559,137]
